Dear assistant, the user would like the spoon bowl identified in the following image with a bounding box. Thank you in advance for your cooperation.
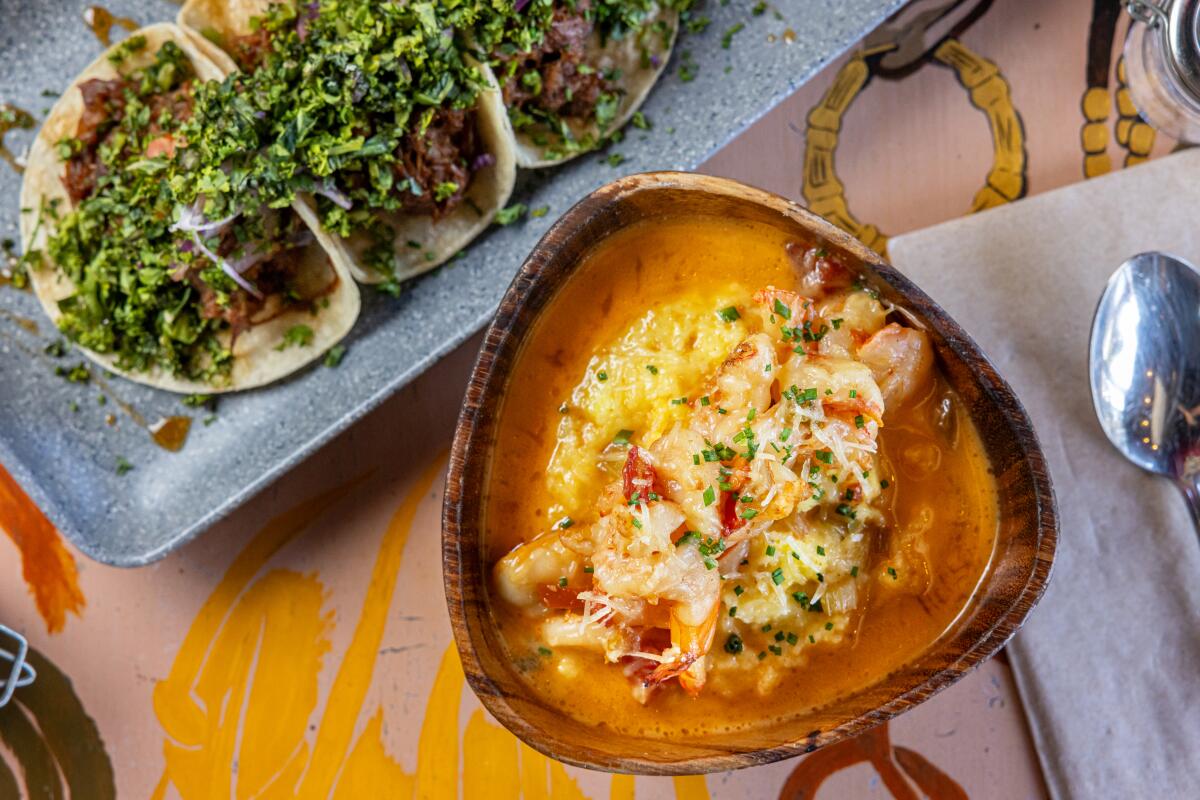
[1090,251,1200,523]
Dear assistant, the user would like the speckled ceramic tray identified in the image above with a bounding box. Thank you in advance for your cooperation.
[0,0,903,566]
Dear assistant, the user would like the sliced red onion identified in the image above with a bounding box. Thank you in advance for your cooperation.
[472,152,495,170]
[315,180,353,210]
[650,54,661,68]
[515,0,531,12]
[170,202,239,236]
[228,249,267,275]
[188,231,263,299]
[178,238,195,253]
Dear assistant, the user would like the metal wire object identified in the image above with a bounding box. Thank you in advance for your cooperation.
[0,624,36,708]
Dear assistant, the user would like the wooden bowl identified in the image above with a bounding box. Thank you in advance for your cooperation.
[442,172,1057,775]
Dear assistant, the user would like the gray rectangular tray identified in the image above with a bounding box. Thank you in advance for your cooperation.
[0,0,903,565]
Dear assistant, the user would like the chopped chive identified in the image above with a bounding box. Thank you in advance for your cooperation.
[612,429,634,446]
[703,486,716,506]
[771,568,785,585]
[717,305,741,322]
[855,414,865,429]
[558,577,568,587]
[765,545,776,556]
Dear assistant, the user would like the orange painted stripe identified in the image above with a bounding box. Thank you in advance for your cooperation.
[0,462,83,633]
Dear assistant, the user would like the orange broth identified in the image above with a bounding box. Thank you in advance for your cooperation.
[483,216,998,736]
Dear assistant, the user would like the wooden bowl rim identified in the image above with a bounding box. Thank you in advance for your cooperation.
[443,171,1058,775]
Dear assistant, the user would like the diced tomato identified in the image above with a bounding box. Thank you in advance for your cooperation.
[622,445,658,502]
[720,489,745,536]
[538,584,585,613]
[145,134,177,159]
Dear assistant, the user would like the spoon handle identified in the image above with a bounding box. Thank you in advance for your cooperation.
[1176,474,1200,534]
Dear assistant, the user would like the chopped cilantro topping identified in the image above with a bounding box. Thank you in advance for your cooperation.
[276,325,314,351]
[496,204,528,225]
[323,344,346,368]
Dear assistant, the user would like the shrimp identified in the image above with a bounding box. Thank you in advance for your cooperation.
[785,241,856,297]
[641,544,722,696]
[857,323,934,411]
[751,286,813,334]
[494,530,584,609]
[815,291,888,358]
[690,333,778,443]
[647,426,725,538]
[777,355,885,423]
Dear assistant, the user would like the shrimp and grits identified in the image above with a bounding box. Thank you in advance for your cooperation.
[484,216,998,736]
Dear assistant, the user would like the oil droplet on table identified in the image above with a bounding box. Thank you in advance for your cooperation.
[767,33,777,44]
[782,28,797,45]
[150,415,192,452]
[0,103,35,174]
[83,5,138,47]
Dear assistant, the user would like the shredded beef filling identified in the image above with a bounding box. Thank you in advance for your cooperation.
[189,217,325,341]
[498,0,614,122]
[392,107,481,219]
[230,28,274,72]
[64,77,194,203]
[64,78,126,203]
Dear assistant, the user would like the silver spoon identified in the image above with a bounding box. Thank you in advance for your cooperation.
[1090,251,1200,529]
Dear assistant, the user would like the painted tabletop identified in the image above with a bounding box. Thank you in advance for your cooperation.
[0,0,1170,797]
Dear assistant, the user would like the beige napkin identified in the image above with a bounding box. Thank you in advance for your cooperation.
[888,150,1200,799]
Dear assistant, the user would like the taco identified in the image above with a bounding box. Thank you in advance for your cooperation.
[482,0,680,168]
[19,24,360,393]
[176,0,517,285]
